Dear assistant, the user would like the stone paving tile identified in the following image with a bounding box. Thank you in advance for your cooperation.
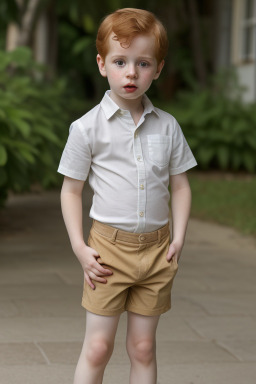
[157,362,256,384]
[0,262,81,274]
[0,254,76,270]
[0,301,19,318]
[109,341,130,365]
[0,271,64,285]
[103,362,256,384]
[0,242,67,256]
[180,251,256,273]
[0,284,81,300]
[0,342,46,366]
[186,292,256,316]
[217,340,256,362]
[114,313,127,341]
[0,361,256,384]
[157,340,237,364]
[0,317,86,342]
[104,363,130,382]
[168,296,207,316]
[180,263,256,293]
[186,218,256,253]
[195,274,256,293]
[172,274,210,293]
[157,314,202,341]
[13,298,84,318]
[37,342,82,364]
[175,263,256,295]
[0,365,74,384]
[187,316,256,341]
[56,270,84,285]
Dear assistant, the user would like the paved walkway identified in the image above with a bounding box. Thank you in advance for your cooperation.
[0,184,256,384]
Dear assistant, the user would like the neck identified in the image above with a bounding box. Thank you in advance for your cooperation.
[109,91,144,125]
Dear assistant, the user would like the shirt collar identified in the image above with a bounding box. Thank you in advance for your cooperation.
[100,90,160,120]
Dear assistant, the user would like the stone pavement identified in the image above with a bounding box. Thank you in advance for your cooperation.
[0,184,256,384]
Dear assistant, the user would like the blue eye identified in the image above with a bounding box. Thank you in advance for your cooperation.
[139,61,149,67]
[115,60,125,66]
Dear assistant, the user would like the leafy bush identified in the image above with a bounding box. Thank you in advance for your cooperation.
[0,47,86,206]
[161,71,256,173]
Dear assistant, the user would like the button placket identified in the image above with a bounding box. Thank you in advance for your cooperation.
[133,129,146,232]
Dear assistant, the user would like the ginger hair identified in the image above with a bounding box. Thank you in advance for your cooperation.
[96,8,168,64]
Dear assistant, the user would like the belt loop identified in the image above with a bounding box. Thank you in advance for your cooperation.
[110,228,118,245]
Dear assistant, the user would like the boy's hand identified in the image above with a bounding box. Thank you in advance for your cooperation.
[75,244,113,290]
[166,240,183,263]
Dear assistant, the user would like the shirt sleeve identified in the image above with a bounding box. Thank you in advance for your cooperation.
[57,121,91,180]
[169,119,197,175]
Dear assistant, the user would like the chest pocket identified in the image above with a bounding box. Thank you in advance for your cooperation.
[147,135,172,167]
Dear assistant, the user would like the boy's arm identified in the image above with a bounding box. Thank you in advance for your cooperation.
[167,172,192,262]
[60,176,112,289]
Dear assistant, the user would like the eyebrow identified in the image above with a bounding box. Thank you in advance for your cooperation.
[110,55,155,61]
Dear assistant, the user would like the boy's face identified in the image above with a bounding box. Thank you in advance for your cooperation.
[97,33,164,108]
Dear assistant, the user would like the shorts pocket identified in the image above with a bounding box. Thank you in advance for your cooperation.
[89,228,114,266]
[87,233,92,247]
[170,258,179,271]
[147,135,172,167]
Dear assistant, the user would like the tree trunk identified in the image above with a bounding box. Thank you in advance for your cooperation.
[17,0,42,46]
[6,23,19,51]
[46,0,58,78]
[6,0,42,50]
[5,0,57,79]
[187,0,207,87]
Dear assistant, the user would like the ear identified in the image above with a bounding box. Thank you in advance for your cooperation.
[97,54,107,77]
[154,60,165,80]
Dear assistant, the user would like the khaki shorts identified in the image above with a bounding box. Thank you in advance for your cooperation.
[82,220,178,317]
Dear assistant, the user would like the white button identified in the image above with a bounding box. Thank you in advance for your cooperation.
[137,156,142,161]
[119,111,124,115]
[139,211,144,217]
[140,184,144,190]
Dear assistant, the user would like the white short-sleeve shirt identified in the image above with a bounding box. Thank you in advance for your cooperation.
[58,91,197,233]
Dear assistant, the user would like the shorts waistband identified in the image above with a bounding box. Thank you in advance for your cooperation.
[92,220,170,245]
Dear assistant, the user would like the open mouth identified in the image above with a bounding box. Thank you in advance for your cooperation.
[124,84,137,92]
[124,84,137,88]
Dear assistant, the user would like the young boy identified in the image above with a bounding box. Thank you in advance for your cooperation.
[58,8,197,384]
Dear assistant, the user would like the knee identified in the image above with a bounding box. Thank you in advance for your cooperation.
[85,338,113,367]
[127,339,155,365]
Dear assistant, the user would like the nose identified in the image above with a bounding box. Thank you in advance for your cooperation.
[126,63,137,78]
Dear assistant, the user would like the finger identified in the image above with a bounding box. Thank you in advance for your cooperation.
[88,271,107,284]
[93,261,113,275]
[91,267,111,277]
[84,272,95,290]
[90,247,99,257]
[166,248,175,261]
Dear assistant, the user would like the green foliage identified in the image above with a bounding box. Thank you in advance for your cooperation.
[189,173,256,236]
[161,71,256,173]
[0,47,82,206]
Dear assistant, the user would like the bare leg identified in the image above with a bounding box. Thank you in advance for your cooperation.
[126,312,160,384]
[74,311,120,384]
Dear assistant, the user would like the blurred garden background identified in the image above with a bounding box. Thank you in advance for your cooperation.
[0,0,256,236]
